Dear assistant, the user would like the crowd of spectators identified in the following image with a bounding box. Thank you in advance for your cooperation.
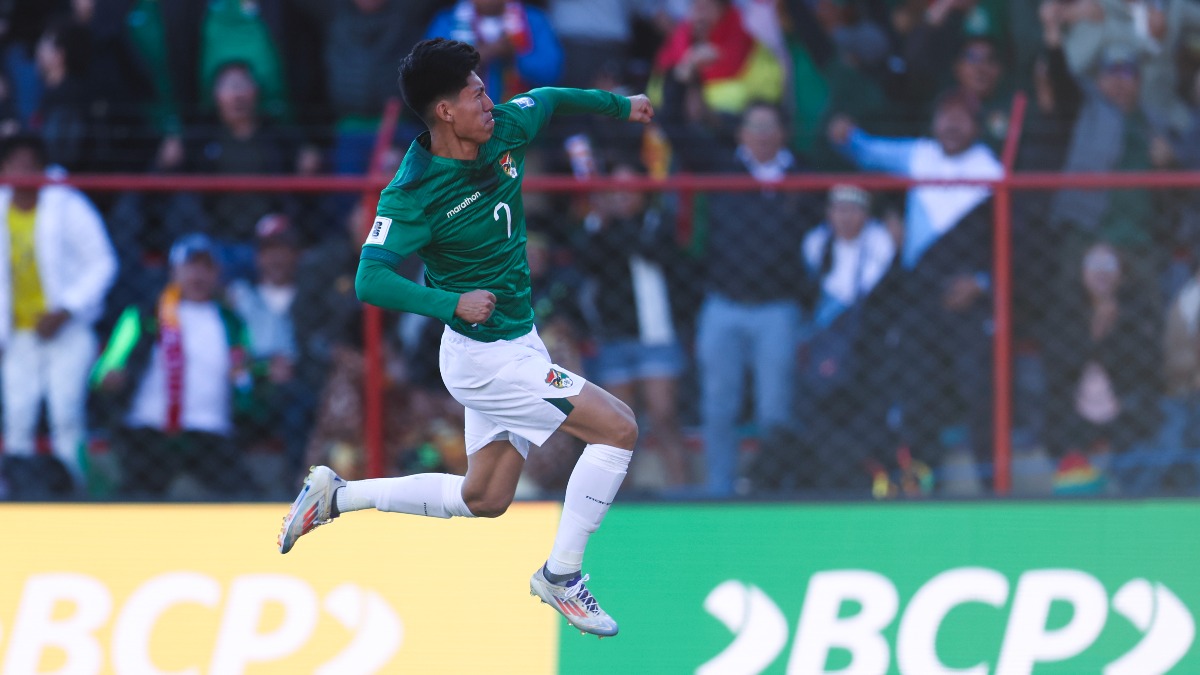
[1,0,1200,500]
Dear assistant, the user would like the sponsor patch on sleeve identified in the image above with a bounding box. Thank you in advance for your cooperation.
[512,96,536,109]
[365,216,392,245]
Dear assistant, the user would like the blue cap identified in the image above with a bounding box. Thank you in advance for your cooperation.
[169,233,217,267]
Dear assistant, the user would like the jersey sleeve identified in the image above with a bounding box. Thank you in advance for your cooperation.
[498,87,632,145]
[356,187,460,323]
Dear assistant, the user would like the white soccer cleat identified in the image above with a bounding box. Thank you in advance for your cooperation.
[278,465,345,554]
[529,566,619,637]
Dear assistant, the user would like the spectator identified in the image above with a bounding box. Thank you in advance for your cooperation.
[651,0,784,127]
[0,0,69,125]
[1176,69,1200,170]
[515,231,590,492]
[830,93,1002,276]
[576,160,692,488]
[829,92,1003,491]
[185,61,305,280]
[948,38,1012,153]
[1047,43,1174,295]
[750,184,896,493]
[1162,261,1200,456]
[199,0,292,123]
[425,0,564,104]
[74,0,159,173]
[0,133,116,498]
[900,0,1011,67]
[1044,241,1160,493]
[274,0,334,155]
[1059,0,1200,135]
[900,0,1008,91]
[226,214,313,480]
[124,0,207,172]
[90,233,253,499]
[317,0,437,174]
[294,203,386,482]
[548,0,643,88]
[0,72,23,141]
[800,185,896,339]
[1170,70,1200,256]
[665,99,819,495]
[1010,2,1099,340]
[1017,2,1091,176]
[292,204,366,400]
[784,0,898,157]
[32,18,91,170]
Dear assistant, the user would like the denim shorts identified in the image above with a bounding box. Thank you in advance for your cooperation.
[588,338,686,386]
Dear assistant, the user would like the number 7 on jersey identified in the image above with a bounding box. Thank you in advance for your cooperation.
[494,202,512,238]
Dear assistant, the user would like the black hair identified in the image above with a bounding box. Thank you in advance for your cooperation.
[0,132,47,166]
[398,38,482,125]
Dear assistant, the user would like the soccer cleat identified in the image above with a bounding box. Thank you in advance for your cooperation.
[278,465,345,554]
[529,565,619,637]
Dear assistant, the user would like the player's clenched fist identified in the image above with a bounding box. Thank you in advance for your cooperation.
[627,95,654,124]
[455,289,496,324]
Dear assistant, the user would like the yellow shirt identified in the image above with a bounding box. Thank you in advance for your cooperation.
[9,205,44,331]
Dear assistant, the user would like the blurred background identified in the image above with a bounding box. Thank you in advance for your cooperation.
[0,0,1199,505]
[4,1,1200,673]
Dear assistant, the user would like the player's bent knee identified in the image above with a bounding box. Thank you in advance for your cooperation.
[465,494,512,518]
[611,401,639,450]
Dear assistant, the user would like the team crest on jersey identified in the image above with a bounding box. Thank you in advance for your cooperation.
[499,152,518,179]
[545,368,573,389]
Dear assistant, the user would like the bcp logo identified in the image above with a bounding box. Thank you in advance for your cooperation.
[0,572,401,674]
[700,568,1195,675]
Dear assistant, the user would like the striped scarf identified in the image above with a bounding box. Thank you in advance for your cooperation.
[156,285,249,434]
[157,284,186,434]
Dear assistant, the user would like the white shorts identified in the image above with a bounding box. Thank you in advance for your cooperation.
[439,326,586,457]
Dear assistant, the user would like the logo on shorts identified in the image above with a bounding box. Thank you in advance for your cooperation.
[545,368,573,389]
[499,152,518,179]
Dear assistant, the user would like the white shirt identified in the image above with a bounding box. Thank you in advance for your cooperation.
[127,301,232,435]
[737,145,795,183]
[802,221,896,306]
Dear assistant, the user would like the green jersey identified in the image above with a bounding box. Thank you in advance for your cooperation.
[356,87,631,342]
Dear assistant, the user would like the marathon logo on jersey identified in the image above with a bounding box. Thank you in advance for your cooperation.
[499,152,518,179]
[446,191,482,219]
[365,217,391,245]
[545,368,573,389]
[512,96,536,109]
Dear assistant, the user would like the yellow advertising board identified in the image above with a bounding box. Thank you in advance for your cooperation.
[0,504,562,674]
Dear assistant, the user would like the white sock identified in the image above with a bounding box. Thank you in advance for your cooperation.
[336,474,474,518]
[546,444,631,577]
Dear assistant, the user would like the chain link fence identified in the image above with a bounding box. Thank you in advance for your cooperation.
[0,146,1198,503]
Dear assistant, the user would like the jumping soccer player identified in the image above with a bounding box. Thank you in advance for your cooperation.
[278,38,654,638]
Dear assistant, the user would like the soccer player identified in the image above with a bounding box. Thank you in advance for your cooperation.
[278,38,655,638]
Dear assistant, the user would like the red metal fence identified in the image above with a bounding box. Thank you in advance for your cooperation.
[12,120,1200,497]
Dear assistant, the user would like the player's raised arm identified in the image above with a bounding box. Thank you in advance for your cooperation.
[503,88,652,143]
